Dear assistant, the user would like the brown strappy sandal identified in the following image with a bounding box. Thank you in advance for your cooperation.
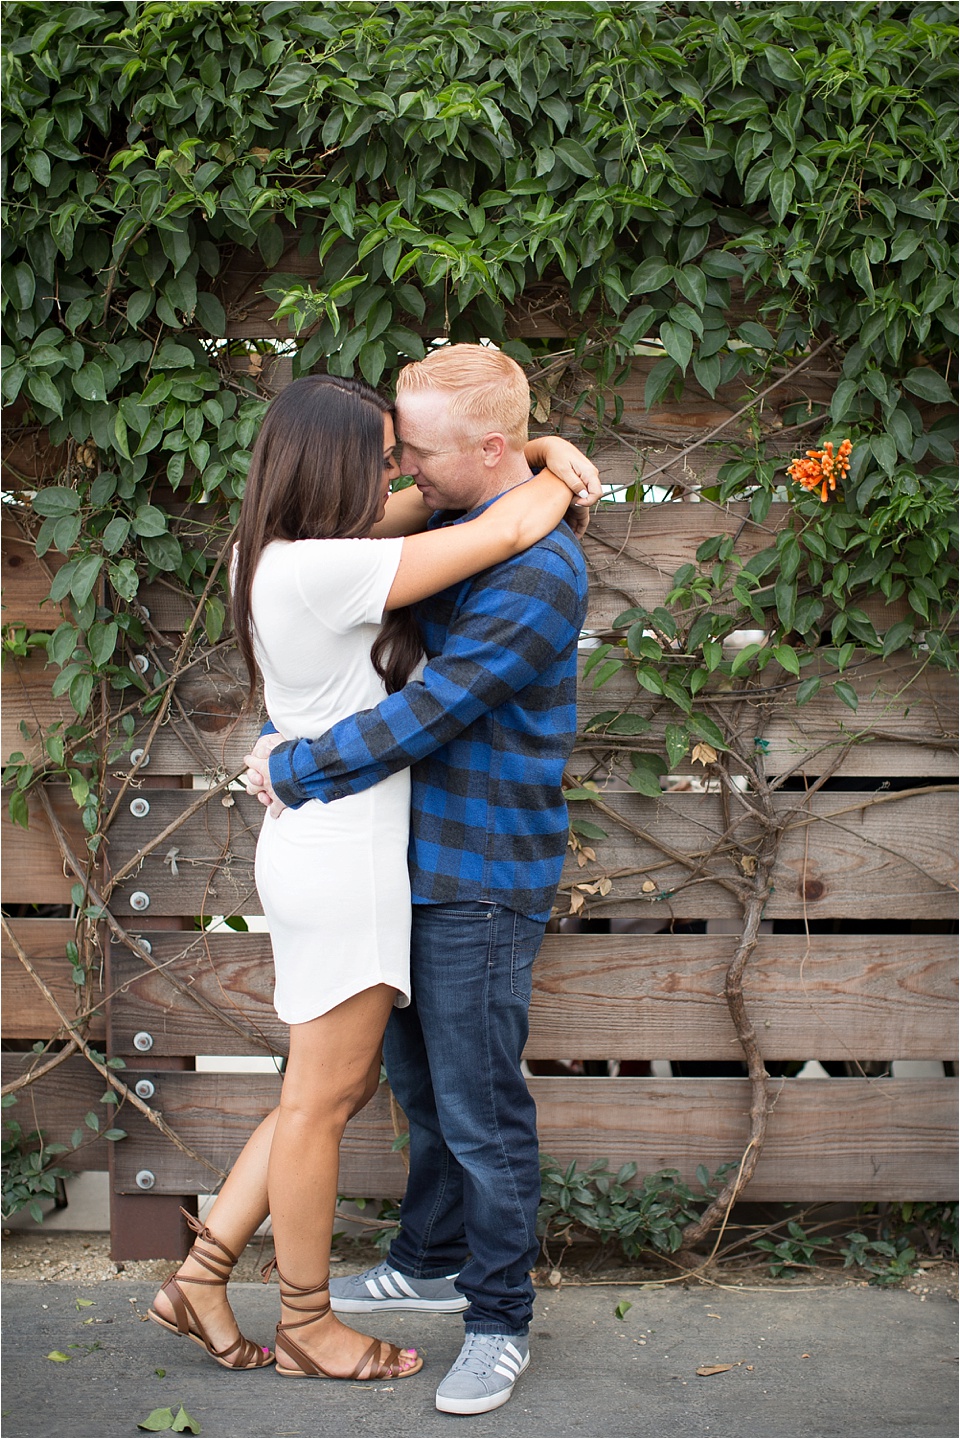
[262,1259,422,1381]
[147,1208,273,1370]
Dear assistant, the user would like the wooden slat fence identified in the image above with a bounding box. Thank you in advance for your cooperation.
[2,322,957,1254]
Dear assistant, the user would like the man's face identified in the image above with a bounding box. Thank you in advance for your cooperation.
[394,388,490,512]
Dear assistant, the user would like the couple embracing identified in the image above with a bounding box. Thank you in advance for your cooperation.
[148,343,597,1415]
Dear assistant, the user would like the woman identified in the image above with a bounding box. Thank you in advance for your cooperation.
[148,374,597,1383]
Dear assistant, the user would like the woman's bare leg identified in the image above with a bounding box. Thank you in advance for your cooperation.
[269,984,419,1376]
[149,1105,278,1355]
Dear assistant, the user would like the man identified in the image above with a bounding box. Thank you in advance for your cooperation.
[245,344,592,1414]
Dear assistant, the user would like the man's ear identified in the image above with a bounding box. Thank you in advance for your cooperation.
[479,431,507,467]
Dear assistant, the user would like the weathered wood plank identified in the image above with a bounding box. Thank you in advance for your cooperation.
[112,643,957,779]
[573,651,958,780]
[558,786,958,921]
[126,503,919,637]
[102,786,958,921]
[2,650,76,765]
[108,932,957,1061]
[1,513,68,630]
[1,919,106,1040]
[580,502,915,631]
[109,1074,958,1201]
[0,1057,111,1172]
[0,786,85,905]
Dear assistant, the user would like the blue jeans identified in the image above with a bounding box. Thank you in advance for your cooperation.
[383,901,545,1336]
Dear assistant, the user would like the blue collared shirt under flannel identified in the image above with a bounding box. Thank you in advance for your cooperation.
[268,496,589,922]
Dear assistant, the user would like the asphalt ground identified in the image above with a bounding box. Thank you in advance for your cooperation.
[1,1278,957,1439]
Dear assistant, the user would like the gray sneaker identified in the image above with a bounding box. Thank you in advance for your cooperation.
[329,1258,467,1313]
[435,1332,530,1415]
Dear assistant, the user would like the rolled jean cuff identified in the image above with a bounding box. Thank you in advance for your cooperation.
[465,1323,530,1338]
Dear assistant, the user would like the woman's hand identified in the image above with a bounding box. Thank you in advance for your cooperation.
[524,435,602,506]
[242,733,287,817]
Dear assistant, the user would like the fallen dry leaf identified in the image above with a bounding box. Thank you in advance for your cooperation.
[696,1363,736,1376]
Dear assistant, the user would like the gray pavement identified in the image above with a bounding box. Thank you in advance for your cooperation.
[1,1279,956,1439]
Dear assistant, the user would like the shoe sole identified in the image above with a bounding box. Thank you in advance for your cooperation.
[330,1295,468,1314]
[435,1351,530,1414]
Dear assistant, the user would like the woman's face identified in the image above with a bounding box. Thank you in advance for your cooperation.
[377,413,403,520]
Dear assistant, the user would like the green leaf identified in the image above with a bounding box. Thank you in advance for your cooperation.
[67,554,103,608]
[869,435,897,476]
[627,767,664,798]
[33,487,80,517]
[664,723,688,769]
[170,1405,202,1434]
[688,713,727,750]
[631,258,673,293]
[795,675,821,706]
[553,138,594,177]
[774,574,796,632]
[644,357,678,410]
[47,1351,71,1363]
[72,363,107,402]
[773,643,800,676]
[881,621,914,658]
[87,622,118,668]
[615,1300,633,1319]
[832,680,859,712]
[765,45,803,81]
[585,712,650,736]
[768,167,795,222]
[902,368,953,404]
[659,321,693,373]
[26,150,52,186]
[141,533,182,571]
[27,372,63,416]
[132,505,168,538]
[582,643,614,680]
[620,304,655,347]
[126,290,154,327]
[138,1409,176,1432]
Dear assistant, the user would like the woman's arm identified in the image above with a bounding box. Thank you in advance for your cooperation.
[384,470,577,610]
[372,437,601,541]
[524,435,601,505]
[369,483,434,538]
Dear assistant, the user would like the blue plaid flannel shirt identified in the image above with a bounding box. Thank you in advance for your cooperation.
[267,499,589,922]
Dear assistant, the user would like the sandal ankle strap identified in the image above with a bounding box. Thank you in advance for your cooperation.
[261,1258,331,1324]
[177,1207,240,1284]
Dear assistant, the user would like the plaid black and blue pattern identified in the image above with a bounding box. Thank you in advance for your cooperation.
[269,503,588,922]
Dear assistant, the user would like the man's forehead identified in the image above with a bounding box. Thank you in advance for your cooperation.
[394,388,456,443]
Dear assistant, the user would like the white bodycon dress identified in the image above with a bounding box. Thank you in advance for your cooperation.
[249,536,411,1025]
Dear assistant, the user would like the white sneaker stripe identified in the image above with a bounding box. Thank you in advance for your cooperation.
[378,1276,402,1299]
[504,1341,523,1363]
[498,1353,520,1374]
[493,1364,517,1380]
[391,1272,420,1299]
[364,1278,382,1298]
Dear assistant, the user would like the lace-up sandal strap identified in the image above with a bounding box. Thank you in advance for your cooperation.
[350,1337,409,1381]
[180,1208,242,1280]
[267,1264,339,1378]
[150,1276,271,1368]
[269,1264,332,1326]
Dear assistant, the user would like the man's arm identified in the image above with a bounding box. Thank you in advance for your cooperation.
[267,547,585,808]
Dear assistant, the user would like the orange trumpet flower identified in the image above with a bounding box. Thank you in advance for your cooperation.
[787,438,852,502]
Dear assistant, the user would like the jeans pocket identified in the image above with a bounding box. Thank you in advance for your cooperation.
[509,914,542,1001]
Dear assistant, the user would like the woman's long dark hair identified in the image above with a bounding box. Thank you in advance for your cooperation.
[232,374,422,702]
